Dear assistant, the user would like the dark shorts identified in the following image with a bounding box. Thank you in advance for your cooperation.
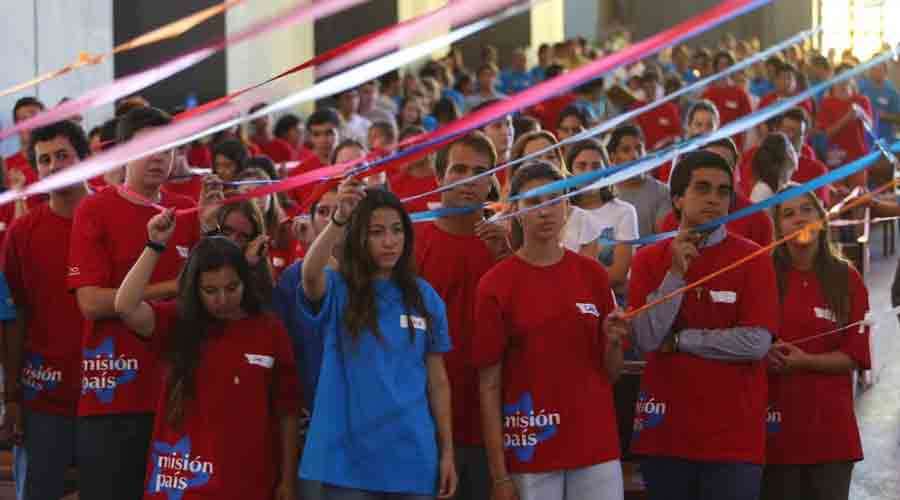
[641,456,763,500]
[761,462,854,500]
[13,409,77,500]
[76,413,154,500]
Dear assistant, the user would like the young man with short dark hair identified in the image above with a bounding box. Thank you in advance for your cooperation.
[68,107,211,500]
[415,132,509,500]
[629,150,779,500]
[6,97,46,187]
[609,125,672,238]
[3,120,91,500]
[633,70,683,152]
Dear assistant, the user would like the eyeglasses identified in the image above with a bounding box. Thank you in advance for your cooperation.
[207,224,255,245]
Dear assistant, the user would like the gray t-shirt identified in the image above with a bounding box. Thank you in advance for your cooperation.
[614,177,672,237]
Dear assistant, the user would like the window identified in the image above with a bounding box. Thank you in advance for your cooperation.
[815,0,892,61]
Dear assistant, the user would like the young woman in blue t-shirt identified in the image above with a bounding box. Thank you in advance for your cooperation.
[299,180,457,500]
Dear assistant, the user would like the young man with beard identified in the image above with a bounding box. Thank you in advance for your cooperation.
[415,132,509,500]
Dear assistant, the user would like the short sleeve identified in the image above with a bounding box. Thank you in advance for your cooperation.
[149,300,180,351]
[423,283,451,354]
[890,88,900,114]
[653,184,672,227]
[271,319,301,416]
[2,221,26,313]
[736,249,780,337]
[617,202,639,242]
[272,264,301,335]
[0,273,17,321]
[296,269,341,330]
[839,269,871,370]
[471,276,508,369]
[67,200,112,291]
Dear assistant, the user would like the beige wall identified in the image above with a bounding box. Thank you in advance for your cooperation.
[397,0,450,59]
[226,0,315,115]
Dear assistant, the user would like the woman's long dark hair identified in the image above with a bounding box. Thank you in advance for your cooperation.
[339,188,431,342]
[772,187,851,326]
[752,132,795,194]
[166,237,263,427]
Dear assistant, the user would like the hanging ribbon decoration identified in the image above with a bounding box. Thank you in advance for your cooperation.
[0,0,771,209]
[0,0,247,99]
[0,0,530,207]
[0,0,369,141]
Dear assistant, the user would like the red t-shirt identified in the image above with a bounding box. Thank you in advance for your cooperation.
[256,137,299,164]
[5,152,37,186]
[702,85,754,151]
[757,92,814,118]
[415,222,497,446]
[653,159,675,184]
[628,232,779,464]
[816,95,872,168]
[187,144,212,168]
[144,302,299,500]
[2,203,85,415]
[67,187,200,416]
[390,171,441,214]
[657,193,773,248]
[162,176,203,203]
[766,267,869,465]
[737,146,830,205]
[632,101,683,152]
[528,93,577,133]
[472,251,620,472]
[288,155,327,208]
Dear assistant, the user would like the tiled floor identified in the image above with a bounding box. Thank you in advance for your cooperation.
[849,228,900,500]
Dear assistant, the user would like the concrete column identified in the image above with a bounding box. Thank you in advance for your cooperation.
[0,0,114,154]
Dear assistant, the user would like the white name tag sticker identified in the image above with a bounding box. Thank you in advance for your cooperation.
[710,290,737,304]
[245,354,274,368]
[814,307,837,322]
[659,118,670,126]
[272,257,285,268]
[576,303,600,317]
[400,315,427,330]
[725,100,739,109]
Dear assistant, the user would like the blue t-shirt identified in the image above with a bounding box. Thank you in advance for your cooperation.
[500,70,533,95]
[272,261,323,410]
[0,273,16,321]
[859,78,900,141]
[681,69,700,85]
[750,78,775,99]
[298,269,451,495]
[441,88,465,111]
[530,66,546,83]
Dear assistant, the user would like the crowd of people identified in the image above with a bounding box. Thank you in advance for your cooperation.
[0,29,896,500]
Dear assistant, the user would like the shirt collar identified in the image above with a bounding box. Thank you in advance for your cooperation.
[698,224,727,248]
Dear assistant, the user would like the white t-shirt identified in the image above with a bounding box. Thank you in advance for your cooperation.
[750,182,775,203]
[339,114,372,145]
[562,200,639,264]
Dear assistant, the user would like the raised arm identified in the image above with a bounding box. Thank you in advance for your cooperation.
[302,178,365,302]
[114,209,178,337]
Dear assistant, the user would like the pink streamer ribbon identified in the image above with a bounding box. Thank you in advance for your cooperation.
[0,0,366,140]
